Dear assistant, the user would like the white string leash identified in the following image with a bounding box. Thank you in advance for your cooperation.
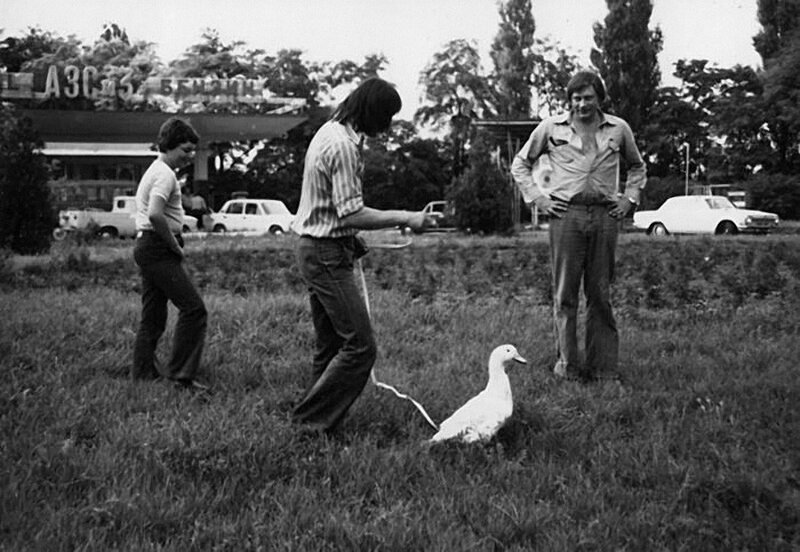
[356,238,439,431]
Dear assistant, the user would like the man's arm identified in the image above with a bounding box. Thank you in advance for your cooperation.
[511,120,569,218]
[342,206,433,232]
[621,122,647,205]
[609,121,647,219]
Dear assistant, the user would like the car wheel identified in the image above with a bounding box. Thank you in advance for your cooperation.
[268,225,284,235]
[98,227,118,239]
[52,228,67,241]
[716,221,738,235]
[650,223,669,236]
[213,224,226,233]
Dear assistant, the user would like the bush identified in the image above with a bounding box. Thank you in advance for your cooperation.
[640,175,685,211]
[447,131,514,234]
[0,103,54,254]
[743,173,800,220]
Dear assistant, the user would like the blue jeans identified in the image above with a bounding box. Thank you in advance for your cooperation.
[132,232,207,381]
[549,204,620,379]
[293,235,377,432]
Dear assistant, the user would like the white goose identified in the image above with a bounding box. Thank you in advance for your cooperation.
[430,344,527,443]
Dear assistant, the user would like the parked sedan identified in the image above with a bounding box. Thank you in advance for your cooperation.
[633,195,779,236]
[401,200,457,235]
[209,199,294,234]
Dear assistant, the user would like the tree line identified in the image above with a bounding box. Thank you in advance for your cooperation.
[2,0,799,253]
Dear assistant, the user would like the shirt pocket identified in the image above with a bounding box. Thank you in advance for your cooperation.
[601,138,620,165]
[547,128,575,163]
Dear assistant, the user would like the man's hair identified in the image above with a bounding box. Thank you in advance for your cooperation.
[566,71,607,103]
[157,117,200,152]
[332,78,402,136]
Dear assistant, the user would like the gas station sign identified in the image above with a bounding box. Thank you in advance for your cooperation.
[0,64,303,108]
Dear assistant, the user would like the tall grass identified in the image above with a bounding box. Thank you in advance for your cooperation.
[2,232,799,550]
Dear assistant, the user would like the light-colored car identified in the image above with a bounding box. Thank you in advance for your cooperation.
[633,195,779,236]
[401,200,457,235]
[53,196,197,240]
[209,199,294,234]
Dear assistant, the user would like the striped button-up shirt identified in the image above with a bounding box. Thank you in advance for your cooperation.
[511,111,646,205]
[292,120,365,238]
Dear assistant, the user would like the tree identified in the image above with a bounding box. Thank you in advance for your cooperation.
[415,39,496,132]
[751,0,800,173]
[447,131,514,234]
[490,0,536,119]
[753,0,800,61]
[0,26,66,72]
[591,0,663,135]
[84,23,161,111]
[529,36,579,117]
[0,104,53,254]
[760,32,800,172]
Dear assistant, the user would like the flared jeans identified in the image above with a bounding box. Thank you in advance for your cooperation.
[132,232,207,381]
[293,235,377,432]
[549,204,620,379]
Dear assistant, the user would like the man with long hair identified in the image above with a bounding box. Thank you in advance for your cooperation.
[512,70,646,384]
[291,78,435,434]
[132,117,208,391]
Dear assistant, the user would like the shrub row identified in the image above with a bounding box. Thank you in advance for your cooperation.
[4,236,800,314]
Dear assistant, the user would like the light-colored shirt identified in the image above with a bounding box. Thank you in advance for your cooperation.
[135,158,185,233]
[511,111,646,205]
[291,120,365,238]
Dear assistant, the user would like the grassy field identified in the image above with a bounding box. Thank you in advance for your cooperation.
[2,230,799,551]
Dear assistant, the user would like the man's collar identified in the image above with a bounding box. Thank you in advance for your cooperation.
[556,110,615,127]
[341,121,365,146]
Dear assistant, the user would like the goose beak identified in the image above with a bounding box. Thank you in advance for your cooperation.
[513,354,527,365]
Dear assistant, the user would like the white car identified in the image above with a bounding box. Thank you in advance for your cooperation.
[633,195,779,236]
[209,199,294,234]
[401,200,457,235]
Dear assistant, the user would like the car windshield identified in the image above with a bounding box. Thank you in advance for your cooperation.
[705,197,735,209]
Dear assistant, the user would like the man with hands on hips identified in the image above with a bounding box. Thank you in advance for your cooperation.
[511,70,646,383]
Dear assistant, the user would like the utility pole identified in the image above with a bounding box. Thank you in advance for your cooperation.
[681,142,690,195]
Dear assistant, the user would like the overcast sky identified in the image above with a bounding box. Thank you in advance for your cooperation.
[1,0,763,119]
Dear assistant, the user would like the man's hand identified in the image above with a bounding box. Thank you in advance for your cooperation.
[609,197,634,219]
[406,211,439,232]
[535,195,569,218]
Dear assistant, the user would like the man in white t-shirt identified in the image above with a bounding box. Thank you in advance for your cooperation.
[132,117,208,391]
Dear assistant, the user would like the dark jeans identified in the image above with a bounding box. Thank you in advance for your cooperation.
[132,231,207,381]
[549,204,620,379]
[293,235,377,432]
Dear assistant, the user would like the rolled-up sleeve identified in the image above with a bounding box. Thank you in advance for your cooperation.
[511,121,550,205]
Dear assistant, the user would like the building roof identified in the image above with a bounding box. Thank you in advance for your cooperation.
[42,142,156,156]
[472,119,541,145]
[19,109,307,145]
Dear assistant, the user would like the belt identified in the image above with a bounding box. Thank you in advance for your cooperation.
[299,234,358,241]
[566,192,614,206]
